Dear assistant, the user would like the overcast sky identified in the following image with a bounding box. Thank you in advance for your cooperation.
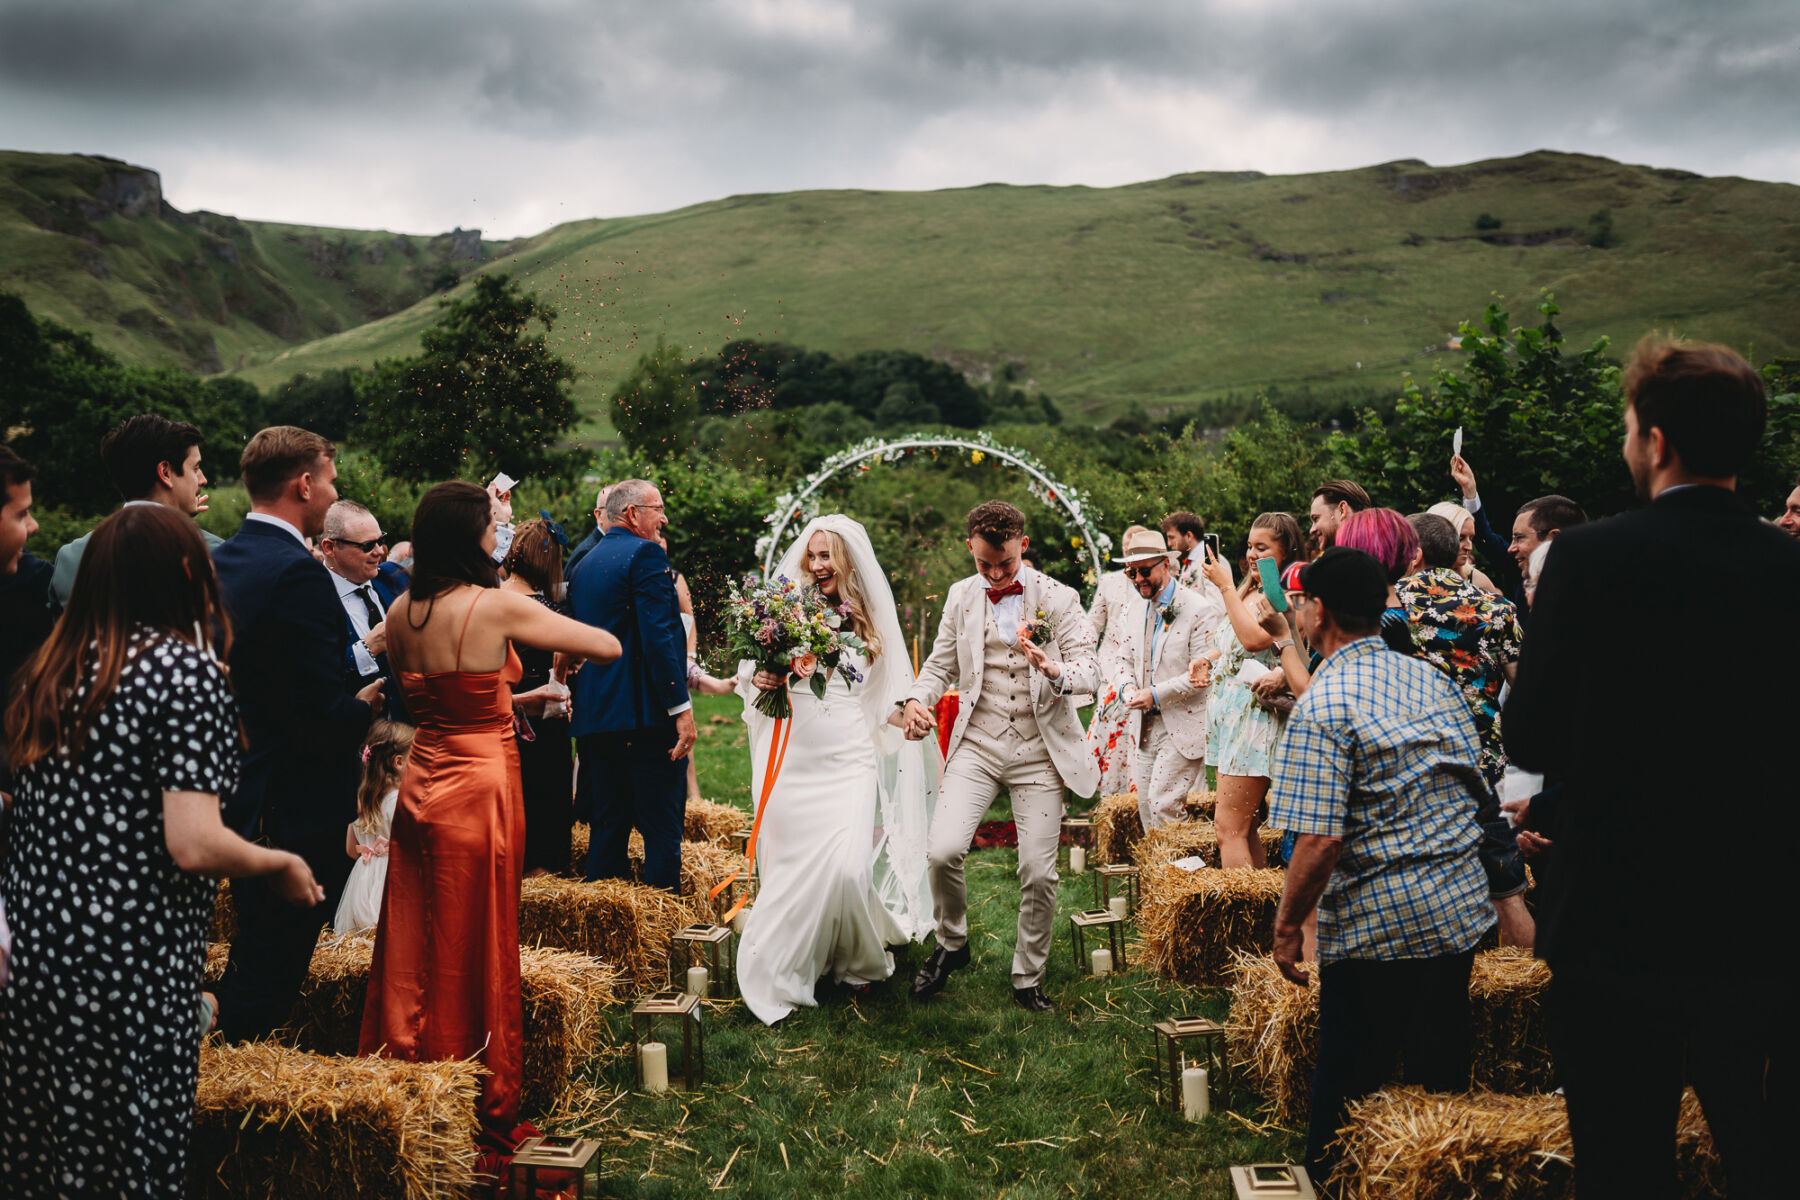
[2,1,1795,239]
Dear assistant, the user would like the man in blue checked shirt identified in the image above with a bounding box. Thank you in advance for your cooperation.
[1267,546,1495,1191]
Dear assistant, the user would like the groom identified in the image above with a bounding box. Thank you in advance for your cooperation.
[901,501,1100,1012]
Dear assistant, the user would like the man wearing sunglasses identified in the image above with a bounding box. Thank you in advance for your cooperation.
[1103,528,1225,833]
[321,499,407,721]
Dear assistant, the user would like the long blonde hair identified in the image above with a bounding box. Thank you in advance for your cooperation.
[357,720,415,834]
[812,529,882,663]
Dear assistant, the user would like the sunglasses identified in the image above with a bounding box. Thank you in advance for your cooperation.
[1124,564,1162,579]
[330,535,387,554]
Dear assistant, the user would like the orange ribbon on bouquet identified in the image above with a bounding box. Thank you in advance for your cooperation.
[710,715,793,925]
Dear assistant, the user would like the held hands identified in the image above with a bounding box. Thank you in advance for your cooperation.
[1187,650,1219,688]
[1124,686,1156,712]
[900,699,937,741]
[273,853,325,907]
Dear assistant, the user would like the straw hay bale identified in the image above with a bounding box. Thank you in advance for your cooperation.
[209,879,236,944]
[519,874,696,992]
[1330,1086,1722,1200]
[1227,948,1557,1124]
[203,937,619,1114]
[1185,789,1217,821]
[685,797,750,845]
[191,1041,480,1200]
[567,825,746,909]
[1137,863,1285,987]
[1093,793,1144,864]
[1136,819,1286,869]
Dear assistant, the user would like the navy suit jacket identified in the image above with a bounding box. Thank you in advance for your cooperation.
[337,560,410,723]
[214,519,374,843]
[568,528,690,736]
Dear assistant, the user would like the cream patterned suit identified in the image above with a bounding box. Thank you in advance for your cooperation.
[906,568,1099,988]
[1105,580,1224,830]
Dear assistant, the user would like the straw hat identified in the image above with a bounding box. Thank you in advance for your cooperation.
[1112,528,1180,565]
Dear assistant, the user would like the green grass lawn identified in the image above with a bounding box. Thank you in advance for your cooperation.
[554,692,1303,1197]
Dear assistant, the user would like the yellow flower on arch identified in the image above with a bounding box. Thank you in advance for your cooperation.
[970,450,985,464]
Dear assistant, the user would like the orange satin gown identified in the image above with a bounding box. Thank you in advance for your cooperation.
[360,643,526,1143]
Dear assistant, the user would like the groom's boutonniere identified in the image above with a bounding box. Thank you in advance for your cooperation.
[1018,607,1055,646]
[1158,595,1181,628]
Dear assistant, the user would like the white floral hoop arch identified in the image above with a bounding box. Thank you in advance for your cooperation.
[757,432,1113,580]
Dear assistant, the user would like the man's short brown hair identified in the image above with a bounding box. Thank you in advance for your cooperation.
[967,500,1026,545]
[1160,511,1205,540]
[1313,480,1372,511]
[1624,334,1767,478]
[241,426,335,502]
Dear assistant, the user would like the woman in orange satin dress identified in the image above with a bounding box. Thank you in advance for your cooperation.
[359,482,619,1171]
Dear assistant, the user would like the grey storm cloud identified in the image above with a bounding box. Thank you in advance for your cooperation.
[0,0,1796,234]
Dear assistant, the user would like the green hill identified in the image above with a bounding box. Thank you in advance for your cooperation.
[5,149,1798,423]
[0,150,507,373]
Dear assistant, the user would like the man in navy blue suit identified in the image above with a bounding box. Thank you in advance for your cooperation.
[321,498,409,722]
[568,478,695,890]
[212,427,382,1041]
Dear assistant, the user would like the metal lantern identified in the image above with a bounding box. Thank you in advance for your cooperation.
[1151,1016,1228,1109]
[1228,1164,1317,1200]
[631,990,705,1091]
[728,827,755,875]
[1068,908,1126,976]
[721,866,757,913]
[1059,815,1095,872]
[669,923,736,999]
[1092,862,1140,914]
[508,1136,601,1199]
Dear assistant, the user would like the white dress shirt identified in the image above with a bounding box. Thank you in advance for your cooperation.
[330,569,385,677]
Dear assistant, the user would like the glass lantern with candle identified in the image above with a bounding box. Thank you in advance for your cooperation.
[1059,814,1095,873]
[631,990,705,1092]
[1092,862,1140,915]
[507,1136,601,1199]
[1150,1016,1229,1113]
[1069,907,1127,976]
[1228,1164,1318,1199]
[670,922,736,1000]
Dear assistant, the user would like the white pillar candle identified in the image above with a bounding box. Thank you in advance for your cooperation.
[639,1042,669,1093]
[1108,895,1129,921]
[731,908,748,934]
[1090,947,1113,976]
[1181,1066,1210,1121]
[685,965,709,997]
[1070,845,1087,874]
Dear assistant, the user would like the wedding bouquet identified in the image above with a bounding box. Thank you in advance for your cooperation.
[721,573,868,719]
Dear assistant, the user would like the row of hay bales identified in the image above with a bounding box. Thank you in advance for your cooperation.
[195,808,751,1199]
[1090,789,1219,864]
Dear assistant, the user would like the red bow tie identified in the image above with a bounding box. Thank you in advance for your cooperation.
[986,581,1024,604]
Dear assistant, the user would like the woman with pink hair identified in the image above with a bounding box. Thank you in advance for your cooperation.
[1332,508,1418,655]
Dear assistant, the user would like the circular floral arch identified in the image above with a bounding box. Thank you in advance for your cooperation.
[757,432,1112,580]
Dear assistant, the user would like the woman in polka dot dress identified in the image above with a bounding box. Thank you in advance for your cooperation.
[0,506,324,1199]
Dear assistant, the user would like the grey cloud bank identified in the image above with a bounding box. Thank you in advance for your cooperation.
[0,0,1795,237]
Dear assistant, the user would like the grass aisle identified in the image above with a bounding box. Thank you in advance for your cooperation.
[565,694,1303,1198]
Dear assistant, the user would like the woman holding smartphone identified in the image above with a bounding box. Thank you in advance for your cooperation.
[1196,512,1305,869]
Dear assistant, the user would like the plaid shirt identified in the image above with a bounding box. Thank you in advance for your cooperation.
[1269,636,1495,966]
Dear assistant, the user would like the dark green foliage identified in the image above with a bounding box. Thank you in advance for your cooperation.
[1475,212,1503,231]
[1331,298,1633,542]
[430,264,463,293]
[1743,359,1800,510]
[610,337,702,463]
[1587,207,1616,249]
[683,339,1001,430]
[0,290,264,515]
[265,368,365,440]
[354,273,579,482]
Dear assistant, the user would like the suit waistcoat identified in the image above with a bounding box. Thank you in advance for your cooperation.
[965,610,1040,741]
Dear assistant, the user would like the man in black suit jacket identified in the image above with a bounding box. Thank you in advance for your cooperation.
[213,427,382,1042]
[1505,338,1795,1199]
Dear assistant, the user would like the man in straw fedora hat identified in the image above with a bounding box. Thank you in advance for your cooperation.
[1103,528,1225,832]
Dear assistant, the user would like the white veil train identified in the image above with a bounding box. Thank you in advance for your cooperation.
[763,514,937,942]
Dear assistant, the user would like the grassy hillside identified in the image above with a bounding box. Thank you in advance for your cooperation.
[5,149,1798,423]
[0,150,507,373]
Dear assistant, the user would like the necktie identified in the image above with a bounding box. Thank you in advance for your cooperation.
[356,584,384,630]
[986,581,1024,604]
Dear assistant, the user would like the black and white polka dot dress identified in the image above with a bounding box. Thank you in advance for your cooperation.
[0,632,239,1199]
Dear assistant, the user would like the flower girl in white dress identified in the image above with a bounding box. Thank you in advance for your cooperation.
[334,720,414,935]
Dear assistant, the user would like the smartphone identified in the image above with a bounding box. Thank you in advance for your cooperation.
[1257,556,1288,612]
[1202,532,1221,560]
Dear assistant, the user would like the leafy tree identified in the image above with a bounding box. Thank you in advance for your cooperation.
[1475,212,1503,231]
[610,338,700,462]
[1587,207,1616,249]
[872,381,940,428]
[355,273,578,482]
[266,367,365,441]
[1331,297,1634,545]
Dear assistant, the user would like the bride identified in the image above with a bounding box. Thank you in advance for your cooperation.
[715,515,935,1024]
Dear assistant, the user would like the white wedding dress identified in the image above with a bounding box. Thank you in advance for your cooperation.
[734,516,935,1026]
